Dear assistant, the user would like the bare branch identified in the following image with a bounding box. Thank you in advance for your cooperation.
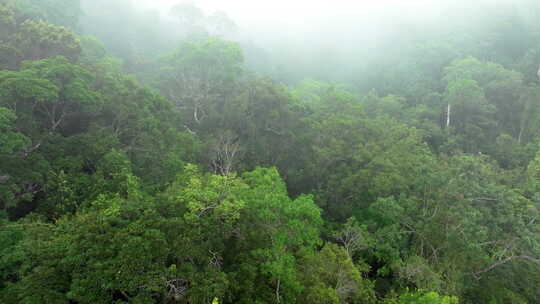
[209,131,242,176]
[472,255,540,279]
[0,175,10,184]
[21,141,42,159]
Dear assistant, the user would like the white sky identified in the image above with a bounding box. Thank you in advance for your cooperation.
[134,0,457,45]
[131,0,517,67]
[134,0,517,32]
[135,0,447,26]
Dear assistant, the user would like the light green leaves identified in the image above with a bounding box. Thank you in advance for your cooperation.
[0,107,29,154]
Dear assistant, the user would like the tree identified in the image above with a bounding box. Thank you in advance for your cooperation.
[333,217,373,259]
[0,108,30,209]
[368,155,540,300]
[156,38,243,129]
[0,56,97,140]
[0,57,97,212]
[383,290,458,304]
[4,0,81,29]
[230,167,323,303]
[157,164,246,303]
[442,78,496,153]
[206,11,237,38]
[170,2,204,29]
[300,243,375,304]
[0,3,82,70]
[443,57,525,144]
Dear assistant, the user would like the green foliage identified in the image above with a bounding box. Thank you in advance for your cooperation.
[4,0,81,29]
[0,107,29,154]
[300,243,375,304]
[15,19,81,62]
[367,154,540,298]
[78,36,107,66]
[156,38,243,129]
[229,167,323,303]
[384,290,458,304]
[443,78,496,153]
[0,4,81,69]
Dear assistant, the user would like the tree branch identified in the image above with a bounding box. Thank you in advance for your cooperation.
[472,255,540,279]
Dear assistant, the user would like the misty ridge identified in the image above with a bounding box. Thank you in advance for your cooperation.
[1,0,540,303]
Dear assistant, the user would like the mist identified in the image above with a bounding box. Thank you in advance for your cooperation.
[88,0,534,84]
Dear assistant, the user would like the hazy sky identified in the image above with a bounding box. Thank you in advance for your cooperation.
[133,0,519,41]
[128,0,520,82]
[139,0,437,15]
[135,0,517,24]
[134,0,458,44]
[134,0,463,29]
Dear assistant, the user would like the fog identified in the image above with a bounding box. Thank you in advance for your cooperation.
[136,0,513,37]
[80,0,538,84]
[136,0,451,45]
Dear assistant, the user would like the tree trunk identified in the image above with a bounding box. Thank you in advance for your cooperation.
[275,278,281,304]
[446,103,451,128]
